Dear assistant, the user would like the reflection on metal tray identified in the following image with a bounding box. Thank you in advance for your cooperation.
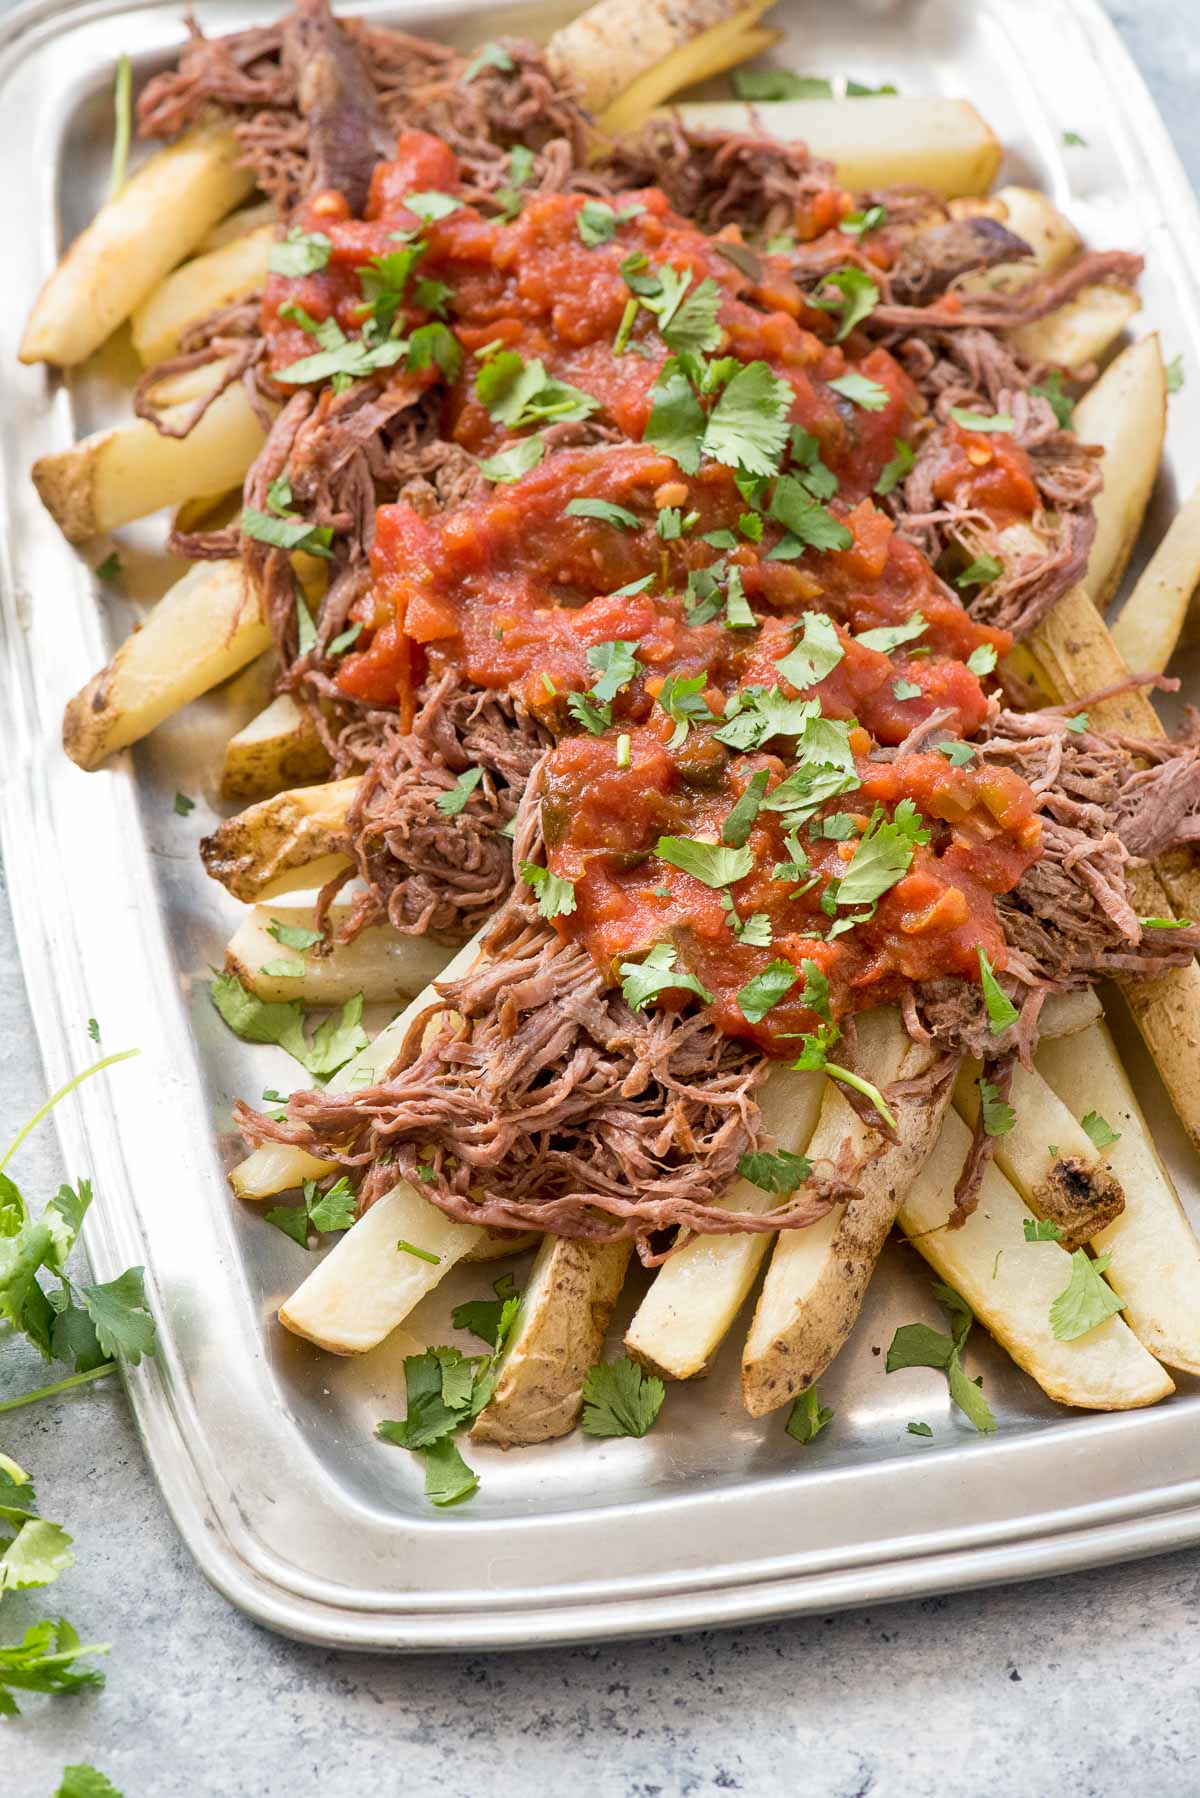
[3,0,1200,1651]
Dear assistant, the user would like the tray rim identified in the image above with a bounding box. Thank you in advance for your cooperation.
[4,0,1200,1651]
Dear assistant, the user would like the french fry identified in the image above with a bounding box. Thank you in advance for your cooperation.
[960,185,1079,296]
[471,1238,633,1446]
[131,224,274,367]
[197,199,275,254]
[1072,334,1167,608]
[63,560,268,770]
[20,121,255,368]
[201,776,359,903]
[226,899,456,1005]
[547,0,774,127]
[462,1230,538,1264]
[1038,986,1103,1038]
[221,692,332,800]
[256,851,356,904]
[676,97,1002,198]
[1027,582,1200,1145]
[278,1179,483,1354]
[1109,481,1200,675]
[1009,283,1140,370]
[899,1106,1173,1410]
[229,923,489,1201]
[952,1059,1124,1250]
[741,1010,951,1416]
[32,381,266,544]
[624,1066,824,1379]
[1037,1021,1200,1373]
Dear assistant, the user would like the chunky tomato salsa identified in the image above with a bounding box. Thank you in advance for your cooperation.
[263,130,1047,1057]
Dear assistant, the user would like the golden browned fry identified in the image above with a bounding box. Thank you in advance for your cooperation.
[200,777,359,903]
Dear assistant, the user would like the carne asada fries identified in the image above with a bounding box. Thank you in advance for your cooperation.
[23,0,1200,1496]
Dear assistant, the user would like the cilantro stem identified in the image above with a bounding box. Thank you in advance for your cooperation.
[825,1063,897,1131]
[0,1361,118,1413]
[108,53,132,198]
[0,1048,140,1172]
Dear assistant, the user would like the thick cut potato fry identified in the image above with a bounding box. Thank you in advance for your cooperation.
[741,1011,951,1416]
[1009,283,1140,369]
[221,692,331,800]
[1109,481,1200,675]
[1039,986,1103,1038]
[131,224,273,366]
[201,777,359,902]
[1072,334,1167,607]
[953,1059,1124,1251]
[547,0,770,122]
[230,924,489,1201]
[899,1107,1173,1410]
[33,381,266,543]
[278,1179,482,1354]
[624,1066,824,1380]
[471,1238,633,1446]
[1027,582,1200,1143]
[462,1230,538,1264]
[1037,1021,1200,1373]
[960,185,1078,296]
[600,11,782,136]
[20,121,255,368]
[676,97,1001,198]
[226,900,457,1005]
[63,560,268,770]
[198,199,275,254]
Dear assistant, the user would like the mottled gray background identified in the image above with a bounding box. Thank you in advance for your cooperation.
[4,3,1200,1794]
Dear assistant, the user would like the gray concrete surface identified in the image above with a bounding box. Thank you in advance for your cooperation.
[6,4,1200,1794]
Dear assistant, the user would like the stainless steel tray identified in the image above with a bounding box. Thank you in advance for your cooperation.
[4,0,1200,1652]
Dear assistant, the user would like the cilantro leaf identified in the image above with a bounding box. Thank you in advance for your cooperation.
[436,766,485,816]
[264,1204,310,1247]
[0,1511,74,1595]
[907,1420,933,1438]
[957,554,1004,590]
[210,974,366,1080]
[576,199,645,247]
[476,352,598,431]
[856,612,926,654]
[785,1386,832,1444]
[886,1281,996,1432]
[828,371,889,411]
[0,1618,108,1714]
[836,800,928,907]
[94,552,122,583]
[736,958,798,1023]
[789,427,838,500]
[892,677,923,701]
[453,1272,521,1348]
[580,1357,665,1438]
[462,40,514,82]
[269,228,332,277]
[565,691,611,734]
[404,191,463,223]
[306,994,369,1080]
[1081,1110,1121,1151]
[418,1433,480,1506]
[1062,128,1088,147]
[977,947,1018,1035]
[76,1267,156,1365]
[737,1146,813,1193]
[649,270,723,356]
[1024,1217,1063,1242]
[769,478,853,553]
[1049,1249,1125,1341]
[1139,915,1192,930]
[936,739,976,767]
[722,768,770,847]
[966,643,998,675]
[809,266,879,341]
[1065,712,1089,733]
[1167,355,1185,395]
[53,1767,124,1798]
[948,406,1015,433]
[519,861,578,920]
[979,1079,1015,1137]
[644,362,707,471]
[656,837,754,889]
[564,497,640,530]
[874,438,915,496]
[478,437,546,483]
[655,672,715,748]
[733,68,832,100]
[241,507,333,559]
[619,943,714,1012]
[702,361,794,476]
[1030,368,1075,428]
[267,919,322,953]
[304,1175,356,1234]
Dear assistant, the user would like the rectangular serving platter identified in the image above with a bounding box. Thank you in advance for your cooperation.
[3,0,1200,1651]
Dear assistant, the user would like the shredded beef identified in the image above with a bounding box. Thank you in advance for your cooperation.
[888,216,1032,306]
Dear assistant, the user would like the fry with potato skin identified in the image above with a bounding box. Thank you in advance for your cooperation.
[201,777,358,903]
